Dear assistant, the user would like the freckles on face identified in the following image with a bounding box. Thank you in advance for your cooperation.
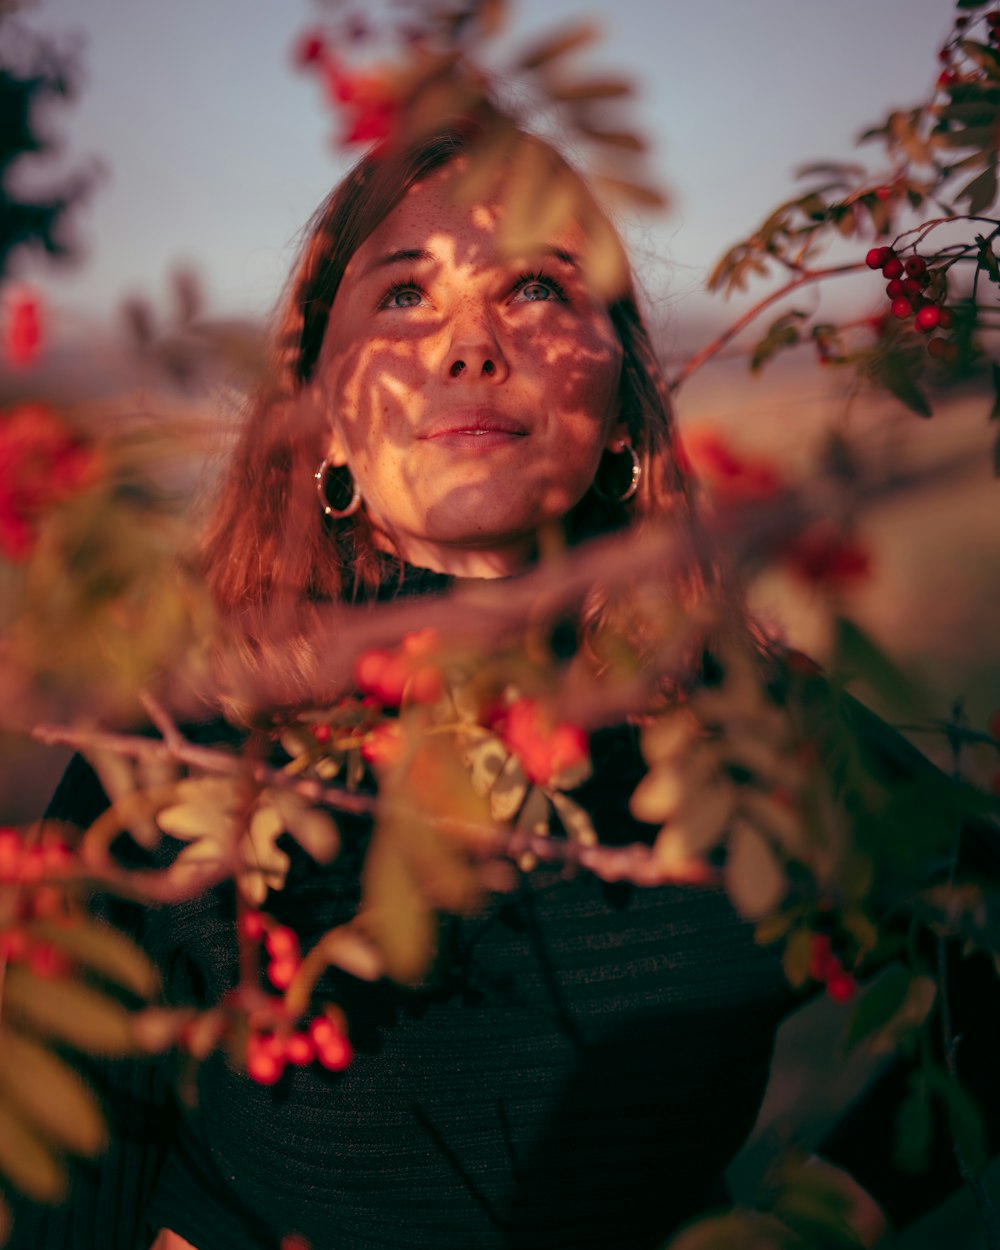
[318,162,625,577]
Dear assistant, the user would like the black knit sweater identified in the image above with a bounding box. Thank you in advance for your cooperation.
[8,569,1000,1249]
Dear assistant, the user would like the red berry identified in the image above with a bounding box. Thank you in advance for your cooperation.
[265,925,300,962]
[938,69,957,88]
[0,829,23,880]
[285,1032,316,1066]
[312,724,332,745]
[890,297,912,319]
[902,278,923,298]
[247,1034,286,1085]
[882,256,904,280]
[875,185,893,202]
[293,31,327,68]
[915,305,942,332]
[865,246,891,270]
[885,279,905,299]
[826,971,857,1003]
[927,337,948,358]
[905,256,927,278]
[0,928,30,962]
[938,47,952,64]
[239,910,266,942]
[938,307,955,329]
[267,957,298,990]
[316,1032,354,1072]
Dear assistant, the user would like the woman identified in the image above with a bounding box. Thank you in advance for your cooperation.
[10,114,998,1250]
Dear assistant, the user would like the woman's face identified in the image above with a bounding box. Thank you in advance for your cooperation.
[319,160,626,578]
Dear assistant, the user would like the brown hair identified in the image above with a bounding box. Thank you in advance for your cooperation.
[200,112,689,641]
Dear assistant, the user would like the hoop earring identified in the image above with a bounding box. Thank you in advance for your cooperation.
[593,440,641,503]
[315,457,362,519]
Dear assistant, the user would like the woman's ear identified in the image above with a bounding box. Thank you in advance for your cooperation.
[604,417,631,452]
[324,424,350,468]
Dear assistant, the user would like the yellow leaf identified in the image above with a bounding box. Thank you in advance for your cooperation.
[0,1025,107,1156]
[363,825,436,985]
[157,803,236,841]
[30,917,159,999]
[666,780,735,856]
[724,821,786,920]
[462,734,508,798]
[548,791,596,846]
[3,966,135,1055]
[0,1101,67,1203]
[490,752,529,823]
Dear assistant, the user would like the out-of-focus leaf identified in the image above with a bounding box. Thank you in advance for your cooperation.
[754,911,794,946]
[894,1082,933,1172]
[667,782,734,857]
[573,122,646,152]
[463,734,507,797]
[750,311,808,374]
[3,966,135,1055]
[0,1102,67,1203]
[958,163,998,214]
[724,821,786,919]
[666,1210,784,1249]
[832,617,924,714]
[491,752,529,822]
[990,361,1000,419]
[548,791,596,845]
[547,77,632,103]
[363,822,436,986]
[782,925,813,988]
[0,1025,107,1155]
[30,917,159,998]
[867,975,937,1052]
[926,1068,990,1168]
[843,966,910,1050]
[269,789,340,864]
[517,21,600,70]
[959,39,1000,79]
[593,174,668,210]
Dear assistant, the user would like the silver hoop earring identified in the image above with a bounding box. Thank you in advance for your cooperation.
[315,457,362,519]
[593,440,641,504]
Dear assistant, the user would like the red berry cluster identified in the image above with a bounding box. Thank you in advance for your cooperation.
[0,828,78,979]
[245,1014,353,1087]
[492,696,588,786]
[808,932,856,1003]
[237,910,354,1086]
[354,628,444,708]
[864,247,957,360]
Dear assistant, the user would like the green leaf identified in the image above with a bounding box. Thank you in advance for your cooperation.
[926,1069,990,1168]
[832,617,924,714]
[843,967,910,1050]
[990,361,1000,419]
[0,1025,107,1156]
[2,966,135,1055]
[893,1083,933,1172]
[750,311,808,374]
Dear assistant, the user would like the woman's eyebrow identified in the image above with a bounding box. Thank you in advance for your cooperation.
[362,247,436,277]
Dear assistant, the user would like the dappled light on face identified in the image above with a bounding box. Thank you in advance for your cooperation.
[318,162,624,577]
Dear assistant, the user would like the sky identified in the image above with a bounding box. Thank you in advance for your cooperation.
[11,0,957,344]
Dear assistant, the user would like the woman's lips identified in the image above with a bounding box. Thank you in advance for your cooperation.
[421,410,529,450]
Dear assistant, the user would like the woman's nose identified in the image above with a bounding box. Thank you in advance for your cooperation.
[443,305,510,382]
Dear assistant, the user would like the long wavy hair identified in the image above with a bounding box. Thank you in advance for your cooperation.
[200,111,690,654]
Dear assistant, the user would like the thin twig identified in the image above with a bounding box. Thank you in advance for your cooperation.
[668,261,865,393]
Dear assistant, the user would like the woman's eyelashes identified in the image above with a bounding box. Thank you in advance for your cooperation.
[376,269,569,312]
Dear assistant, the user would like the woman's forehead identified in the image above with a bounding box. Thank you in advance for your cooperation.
[348,162,586,275]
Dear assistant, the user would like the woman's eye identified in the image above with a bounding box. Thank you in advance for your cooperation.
[513,273,567,304]
[386,287,423,308]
